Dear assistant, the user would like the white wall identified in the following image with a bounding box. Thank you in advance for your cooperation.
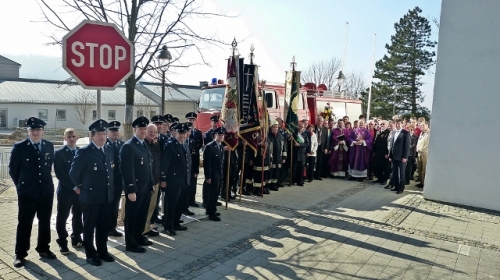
[164,101,197,119]
[424,0,500,211]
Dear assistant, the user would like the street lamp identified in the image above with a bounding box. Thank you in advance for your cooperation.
[157,45,172,115]
[336,71,346,93]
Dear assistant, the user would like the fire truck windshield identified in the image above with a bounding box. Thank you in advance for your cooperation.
[199,87,225,110]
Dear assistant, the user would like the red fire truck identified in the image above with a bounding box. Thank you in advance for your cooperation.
[195,79,362,132]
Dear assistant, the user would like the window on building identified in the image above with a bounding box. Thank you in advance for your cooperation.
[108,110,116,120]
[38,109,48,121]
[56,109,66,121]
[150,110,156,118]
[136,110,144,118]
[92,110,97,120]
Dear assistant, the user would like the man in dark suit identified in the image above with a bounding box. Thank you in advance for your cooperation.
[106,121,125,237]
[389,119,411,194]
[55,128,83,255]
[186,112,203,152]
[9,117,56,268]
[120,116,155,253]
[69,119,115,266]
[314,117,329,180]
[160,122,191,235]
[203,127,225,221]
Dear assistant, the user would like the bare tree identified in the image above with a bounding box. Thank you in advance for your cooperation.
[37,0,229,138]
[135,94,159,119]
[73,89,96,125]
[301,57,342,89]
[343,71,366,98]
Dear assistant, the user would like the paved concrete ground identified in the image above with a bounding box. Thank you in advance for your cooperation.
[0,173,499,280]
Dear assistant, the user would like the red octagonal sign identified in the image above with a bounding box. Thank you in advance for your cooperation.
[63,20,134,90]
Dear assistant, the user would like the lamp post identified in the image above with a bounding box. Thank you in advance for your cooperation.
[157,45,172,115]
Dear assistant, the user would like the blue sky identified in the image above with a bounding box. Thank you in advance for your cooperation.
[0,0,441,109]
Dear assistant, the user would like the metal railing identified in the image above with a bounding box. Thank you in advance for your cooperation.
[0,152,9,180]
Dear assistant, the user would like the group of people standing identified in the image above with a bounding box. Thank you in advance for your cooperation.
[8,112,225,268]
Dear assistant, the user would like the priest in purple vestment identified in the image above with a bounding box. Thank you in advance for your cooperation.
[347,120,373,181]
[328,119,349,177]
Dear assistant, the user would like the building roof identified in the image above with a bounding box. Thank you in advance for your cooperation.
[138,81,201,102]
[0,55,21,66]
[0,78,202,105]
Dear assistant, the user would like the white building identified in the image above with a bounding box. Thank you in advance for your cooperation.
[0,55,201,130]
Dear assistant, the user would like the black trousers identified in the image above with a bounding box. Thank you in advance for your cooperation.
[176,188,189,225]
[124,192,151,248]
[306,156,316,181]
[188,174,197,205]
[15,194,53,258]
[163,186,181,229]
[205,179,220,216]
[405,156,415,184]
[292,161,304,184]
[109,185,122,231]
[56,191,83,245]
[81,202,110,258]
[374,164,391,182]
[391,160,407,192]
[315,146,325,178]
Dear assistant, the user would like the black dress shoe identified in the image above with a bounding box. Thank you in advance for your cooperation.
[416,183,424,188]
[269,186,279,191]
[208,215,221,221]
[384,184,392,189]
[86,257,102,266]
[183,210,195,216]
[277,183,285,187]
[137,239,153,246]
[163,228,176,236]
[126,246,146,253]
[314,177,323,181]
[39,250,57,259]
[189,202,199,207]
[205,212,221,216]
[59,245,70,255]
[173,225,188,231]
[13,257,24,268]
[357,178,364,182]
[380,180,387,185]
[216,202,222,206]
[348,177,355,181]
[178,219,184,224]
[307,179,313,183]
[391,188,397,191]
[98,253,115,262]
[297,183,304,187]
[143,230,160,237]
[242,190,251,195]
[263,188,270,194]
[108,229,123,237]
[396,190,403,194]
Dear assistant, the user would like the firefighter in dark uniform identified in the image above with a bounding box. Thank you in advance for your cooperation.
[162,114,173,139]
[184,122,199,211]
[9,117,56,268]
[268,121,287,191]
[69,119,115,266]
[160,123,191,236]
[240,140,255,195]
[253,137,270,195]
[120,116,155,253]
[106,121,125,237]
[203,115,220,145]
[151,115,168,146]
[54,128,83,255]
[203,127,225,221]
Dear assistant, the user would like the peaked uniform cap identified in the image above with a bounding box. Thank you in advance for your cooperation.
[151,115,165,123]
[107,121,121,131]
[132,116,149,128]
[185,112,198,119]
[89,119,109,132]
[26,117,46,129]
[214,127,226,135]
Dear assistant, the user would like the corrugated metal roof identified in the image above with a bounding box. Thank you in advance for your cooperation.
[0,78,154,105]
[138,82,201,102]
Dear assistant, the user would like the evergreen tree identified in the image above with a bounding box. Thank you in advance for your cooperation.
[367,6,436,116]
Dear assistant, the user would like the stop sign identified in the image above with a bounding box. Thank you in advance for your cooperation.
[63,20,134,90]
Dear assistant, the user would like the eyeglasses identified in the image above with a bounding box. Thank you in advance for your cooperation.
[369,124,374,125]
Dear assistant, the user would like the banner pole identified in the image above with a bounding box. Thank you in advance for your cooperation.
[239,142,246,202]
[225,151,231,210]
[289,139,293,186]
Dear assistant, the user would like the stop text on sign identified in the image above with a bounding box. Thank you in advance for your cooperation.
[70,42,127,70]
